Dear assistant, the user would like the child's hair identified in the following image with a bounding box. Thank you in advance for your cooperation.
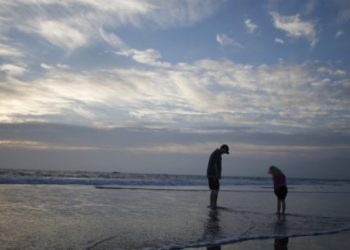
[269,165,284,176]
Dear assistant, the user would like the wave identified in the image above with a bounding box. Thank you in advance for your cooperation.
[162,211,350,249]
[0,176,206,186]
[1,169,350,193]
[166,226,350,250]
[94,185,350,194]
[1,177,349,193]
[85,211,350,249]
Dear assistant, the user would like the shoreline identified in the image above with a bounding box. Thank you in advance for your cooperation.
[186,229,350,250]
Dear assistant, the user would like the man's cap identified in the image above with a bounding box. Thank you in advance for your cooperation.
[220,144,229,154]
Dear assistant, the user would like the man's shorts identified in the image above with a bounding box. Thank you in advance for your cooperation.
[274,186,288,200]
[208,177,220,190]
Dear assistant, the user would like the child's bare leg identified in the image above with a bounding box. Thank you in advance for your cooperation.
[277,199,281,214]
[281,200,286,214]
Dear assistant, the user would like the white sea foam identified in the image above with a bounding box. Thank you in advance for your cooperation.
[1,168,350,193]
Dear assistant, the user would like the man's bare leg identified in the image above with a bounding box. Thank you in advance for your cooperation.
[210,190,219,209]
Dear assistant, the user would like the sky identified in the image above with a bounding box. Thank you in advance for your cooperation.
[0,0,350,179]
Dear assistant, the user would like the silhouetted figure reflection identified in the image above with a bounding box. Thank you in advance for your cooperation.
[204,209,222,250]
[274,215,289,250]
[207,245,221,250]
[274,237,289,250]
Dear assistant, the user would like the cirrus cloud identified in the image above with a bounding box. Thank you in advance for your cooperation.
[1,53,349,133]
[0,0,221,51]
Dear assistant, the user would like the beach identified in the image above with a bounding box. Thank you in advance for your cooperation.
[193,230,350,250]
[0,172,350,249]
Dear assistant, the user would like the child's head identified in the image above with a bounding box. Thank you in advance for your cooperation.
[268,165,283,176]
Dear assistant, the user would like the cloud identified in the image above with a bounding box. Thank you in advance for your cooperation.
[41,63,70,70]
[317,66,347,76]
[0,139,96,151]
[1,55,349,133]
[216,33,243,48]
[146,0,222,28]
[274,38,285,44]
[40,63,52,70]
[0,122,349,178]
[116,48,171,67]
[0,42,24,58]
[335,0,350,23]
[35,21,88,50]
[244,18,258,33]
[1,123,349,163]
[336,30,345,38]
[0,64,27,76]
[0,0,221,51]
[270,11,318,46]
[99,28,126,49]
[128,141,350,156]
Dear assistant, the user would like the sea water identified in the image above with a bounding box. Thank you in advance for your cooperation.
[0,169,349,249]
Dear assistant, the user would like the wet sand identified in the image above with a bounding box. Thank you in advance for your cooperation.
[1,184,350,249]
[190,230,350,250]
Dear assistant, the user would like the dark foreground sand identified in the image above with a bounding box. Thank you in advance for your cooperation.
[190,230,350,250]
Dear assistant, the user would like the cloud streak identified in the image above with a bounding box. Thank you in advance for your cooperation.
[0,139,97,151]
[274,38,284,44]
[1,123,349,154]
[270,11,318,46]
[0,0,220,51]
[1,54,349,133]
[216,33,243,48]
[127,141,350,156]
[0,64,27,76]
[0,42,24,57]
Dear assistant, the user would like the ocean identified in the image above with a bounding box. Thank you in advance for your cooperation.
[0,169,349,249]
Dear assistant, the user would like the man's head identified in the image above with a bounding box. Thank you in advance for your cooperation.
[220,144,229,154]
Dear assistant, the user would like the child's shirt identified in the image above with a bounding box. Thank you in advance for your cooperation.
[273,174,287,188]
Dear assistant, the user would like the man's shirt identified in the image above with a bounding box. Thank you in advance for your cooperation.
[207,149,222,179]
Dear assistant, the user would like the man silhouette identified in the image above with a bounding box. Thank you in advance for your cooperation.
[207,144,229,209]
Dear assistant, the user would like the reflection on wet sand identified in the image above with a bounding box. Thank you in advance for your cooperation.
[207,245,221,250]
[274,237,289,250]
[203,212,290,250]
[274,215,289,250]
[204,209,222,250]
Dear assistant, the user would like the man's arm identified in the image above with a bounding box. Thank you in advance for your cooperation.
[214,160,222,179]
[217,157,222,179]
